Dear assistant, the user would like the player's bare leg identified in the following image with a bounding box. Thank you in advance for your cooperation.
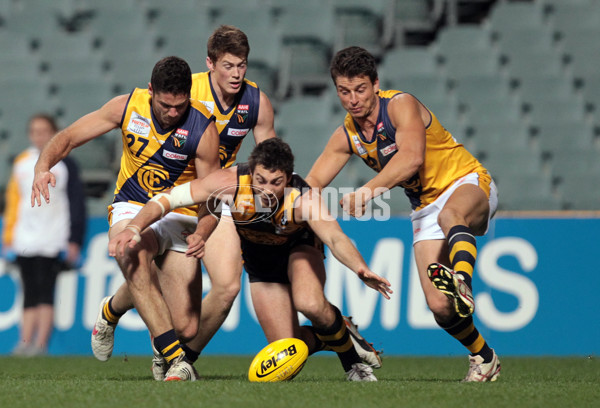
[289,246,376,381]
[250,281,300,342]
[186,217,242,353]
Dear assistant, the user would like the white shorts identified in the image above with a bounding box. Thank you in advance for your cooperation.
[110,202,197,255]
[410,173,498,244]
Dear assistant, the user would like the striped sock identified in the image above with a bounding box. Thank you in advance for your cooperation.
[181,344,200,363]
[436,314,493,363]
[313,306,359,371]
[102,296,124,325]
[153,330,186,364]
[448,225,477,287]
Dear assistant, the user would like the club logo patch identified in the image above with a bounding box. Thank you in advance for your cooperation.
[172,128,188,149]
[236,104,249,124]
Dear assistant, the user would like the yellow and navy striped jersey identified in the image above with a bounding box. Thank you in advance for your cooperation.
[231,163,309,245]
[111,88,215,216]
[343,90,489,211]
[191,72,260,168]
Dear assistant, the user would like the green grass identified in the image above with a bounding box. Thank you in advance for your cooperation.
[0,356,598,408]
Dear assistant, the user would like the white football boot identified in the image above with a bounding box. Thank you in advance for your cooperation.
[346,363,377,382]
[91,296,116,361]
[164,353,199,382]
[151,339,168,381]
[344,316,382,368]
[462,350,501,382]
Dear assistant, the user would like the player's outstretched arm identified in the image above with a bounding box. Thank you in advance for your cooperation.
[31,95,128,207]
[300,190,392,299]
[340,94,425,217]
[305,126,352,189]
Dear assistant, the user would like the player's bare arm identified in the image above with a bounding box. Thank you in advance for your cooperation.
[341,94,426,216]
[305,125,352,189]
[252,91,277,143]
[185,120,222,257]
[31,94,129,207]
[297,190,392,299]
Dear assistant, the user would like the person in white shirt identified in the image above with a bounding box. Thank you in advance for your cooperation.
[2,113,86,356]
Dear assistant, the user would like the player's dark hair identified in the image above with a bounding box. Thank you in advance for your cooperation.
[207,25,250,63]
[248,138,294,177]
[330,46,378,84]
[150,56,192,96]
[29,113,59,133]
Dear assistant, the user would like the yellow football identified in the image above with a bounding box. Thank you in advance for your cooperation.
[248,338,309,382]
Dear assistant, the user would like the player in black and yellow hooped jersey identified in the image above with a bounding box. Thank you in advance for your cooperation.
[108,138,393,382]
[305,47,501,382]
[32,56,220,381]
[91,26,278,378]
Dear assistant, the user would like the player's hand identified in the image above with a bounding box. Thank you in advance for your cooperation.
[31,170,56,207]
[108,226,141,258]
[340,188,371,217]
[185,232,207,258]
[356,267,393,300]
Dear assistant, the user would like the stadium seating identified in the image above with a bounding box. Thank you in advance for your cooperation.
[0,0,597,213]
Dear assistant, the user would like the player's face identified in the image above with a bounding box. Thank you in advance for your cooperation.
[207,53,248,96]
[28,117,55,150]
[335,75,380,120]
[251,165,289,209]
[149,90,190,129]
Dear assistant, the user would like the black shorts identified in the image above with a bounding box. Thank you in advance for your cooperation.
[16,256,63,307]
[241,229,324,284]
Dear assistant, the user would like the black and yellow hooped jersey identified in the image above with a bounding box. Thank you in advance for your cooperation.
[191,72,260,168]
[343,90,489,211]
[231,163,309,246]
[112,88,215,216]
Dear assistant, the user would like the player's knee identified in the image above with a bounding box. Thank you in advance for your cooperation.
[211,278,241,306]
[174,317,199,343]
[294,297,327,321]
[426,295,453,319]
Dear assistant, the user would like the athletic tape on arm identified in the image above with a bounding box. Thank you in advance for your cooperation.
[149,183,194,217]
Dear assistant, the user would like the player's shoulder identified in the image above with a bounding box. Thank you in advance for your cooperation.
[190,98,214,119]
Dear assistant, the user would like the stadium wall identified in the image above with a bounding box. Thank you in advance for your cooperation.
[0,215,598,357]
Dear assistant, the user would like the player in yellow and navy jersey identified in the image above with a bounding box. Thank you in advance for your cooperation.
[88,25,278,377]
[32,56,220,381]
[305,47,501,382]
[108,138,392,382]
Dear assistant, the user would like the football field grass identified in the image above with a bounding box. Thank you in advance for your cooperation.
[1,355,597,408]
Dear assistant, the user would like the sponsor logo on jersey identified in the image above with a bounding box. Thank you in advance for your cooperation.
[351,135,368,155]
[163,150,188,160]
[216,119,230,125]
[172,128,188,149]
[127,112,151,137]
[380,144,397,156]
[227,128,250,137]
[236,104,249,124]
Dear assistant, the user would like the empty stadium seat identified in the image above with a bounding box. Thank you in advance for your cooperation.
[379,46,440,83]
[332,0,394,58]
[435,24,492,55]
[440,49,501,81]
[486,1,546,31]
[275,2,336,96]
